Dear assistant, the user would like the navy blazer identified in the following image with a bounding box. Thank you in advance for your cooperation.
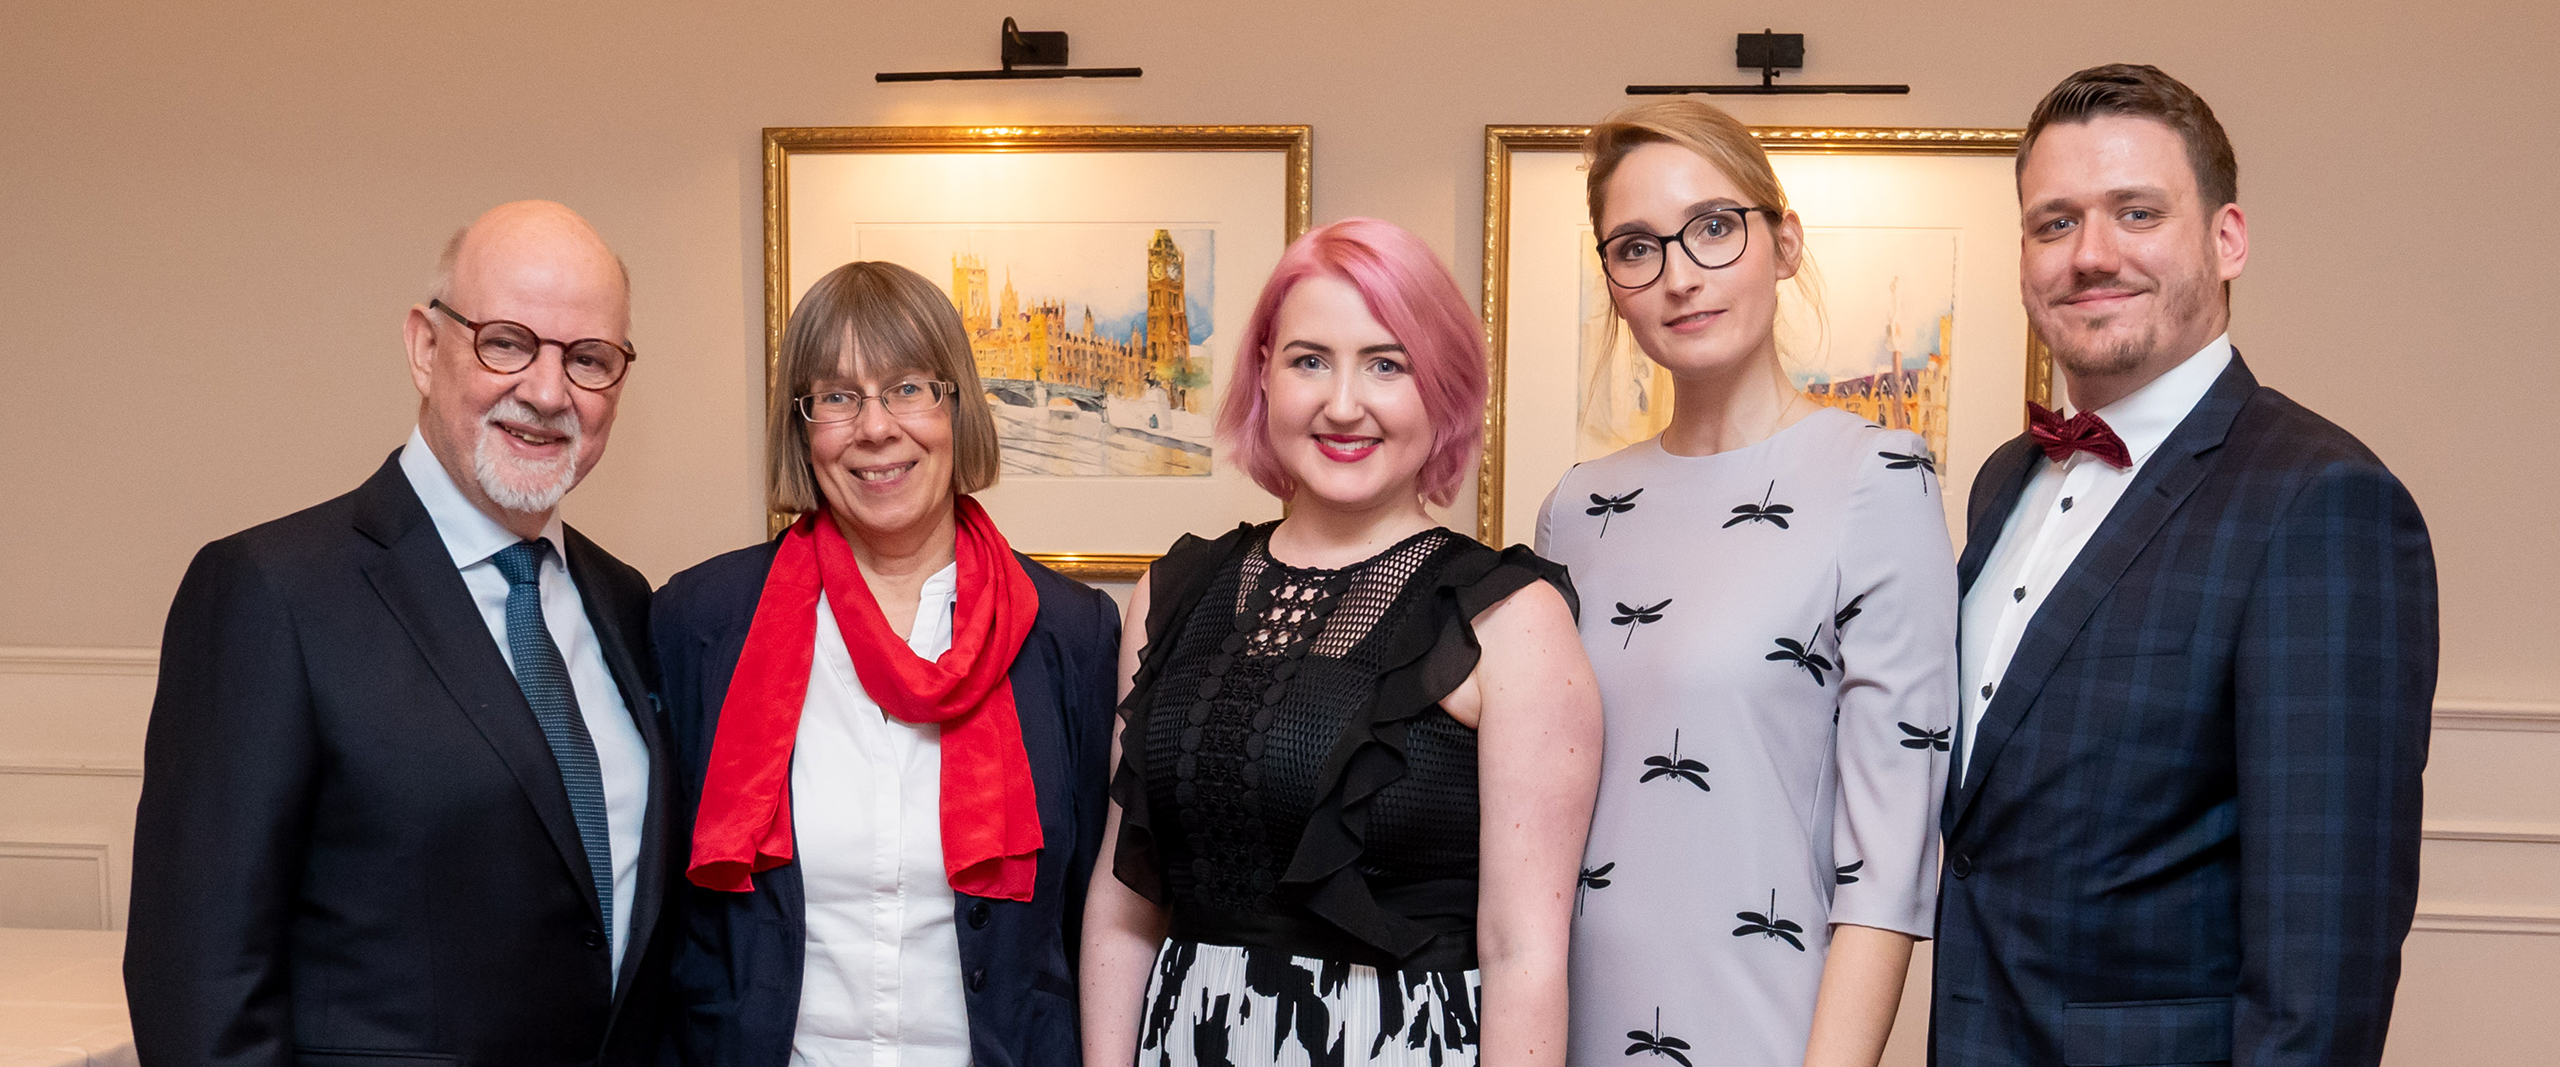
[1931,354,2437,1067]
[127,451,674,1067]
[651,539,1118,1067]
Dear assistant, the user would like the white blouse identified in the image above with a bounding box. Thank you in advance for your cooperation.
[789,563,970,1067]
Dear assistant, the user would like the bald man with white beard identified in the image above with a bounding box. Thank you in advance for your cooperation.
[128,202,673,1067]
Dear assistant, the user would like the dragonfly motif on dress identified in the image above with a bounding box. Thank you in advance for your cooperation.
[1587,489,1643,538]
[1878,449,1938,494]
[1624,1008,1694,1066]
[1638,729,1709,792]
[1577,862,1615,916]
[1830,593,1866,683]
[1835,860,1865,885]
[1733,888,1808,951]
[1724,480,1794,528]
[1611,599,1671,649]
[1767,622,1835,686]
[1899,722,1952,751]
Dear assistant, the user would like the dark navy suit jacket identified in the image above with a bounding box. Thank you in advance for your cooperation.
[1931,354,2436,1067]
[128,451,674,1067]
[650,539,1117,1067]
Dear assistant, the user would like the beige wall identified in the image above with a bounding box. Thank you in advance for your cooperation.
[3,0,2553,1062]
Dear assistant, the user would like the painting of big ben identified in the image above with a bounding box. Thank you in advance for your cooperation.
[764,124,1307,577]
[856,224,1218,477]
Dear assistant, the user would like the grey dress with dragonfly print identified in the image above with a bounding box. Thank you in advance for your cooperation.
[1537,408,1956,1067]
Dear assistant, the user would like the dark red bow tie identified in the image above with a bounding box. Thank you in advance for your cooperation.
[2028,403,2132,468]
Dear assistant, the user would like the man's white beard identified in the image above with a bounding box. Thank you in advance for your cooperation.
[472,398,583,514]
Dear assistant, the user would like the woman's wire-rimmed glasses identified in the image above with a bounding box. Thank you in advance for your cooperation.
[1596,206,1784,290]
[795,381,957,423]
[428,299,637,390]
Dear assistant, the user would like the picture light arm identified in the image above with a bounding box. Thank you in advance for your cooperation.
[877,17,1143,83]
[1628,30,1909,96]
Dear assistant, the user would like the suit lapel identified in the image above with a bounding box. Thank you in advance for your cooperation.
[1958,437,2041,598]
[561,527,670,1003]
[350,452,601,922]
[1946,356,2259,833]
[1942,436,2040,829]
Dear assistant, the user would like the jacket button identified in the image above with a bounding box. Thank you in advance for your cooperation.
[967,968,987,993]
[1950,853,1974,879]
[968,901,992,929]
[583,929,607,949]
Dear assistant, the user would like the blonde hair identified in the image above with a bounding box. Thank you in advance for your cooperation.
[1586,99,1793,236]
[766,261,1001,515]
[1581,99,1825,400]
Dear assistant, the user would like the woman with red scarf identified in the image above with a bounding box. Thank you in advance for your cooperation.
[652,261,1119,1067]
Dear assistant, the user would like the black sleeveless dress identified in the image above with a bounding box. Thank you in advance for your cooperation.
[1111,523,1574,1067]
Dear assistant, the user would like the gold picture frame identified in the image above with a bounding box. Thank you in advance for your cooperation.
[1477,124,2052,548]
[763,125,1314,581]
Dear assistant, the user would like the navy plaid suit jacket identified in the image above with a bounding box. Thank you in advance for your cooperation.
[1930,354,2436,1067]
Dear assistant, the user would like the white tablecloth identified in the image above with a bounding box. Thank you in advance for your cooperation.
[0,928,131,1067]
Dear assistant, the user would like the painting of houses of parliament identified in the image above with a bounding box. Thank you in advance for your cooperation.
[1782,227,1962,466]
[1798,297,1954,464]
[855,224,1218,477]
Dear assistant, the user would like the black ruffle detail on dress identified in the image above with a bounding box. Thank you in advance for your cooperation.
[1278,541,1574,960]
[1110,522,1577,967]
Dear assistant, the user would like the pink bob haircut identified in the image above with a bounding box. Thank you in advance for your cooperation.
[1215,218,1488,508]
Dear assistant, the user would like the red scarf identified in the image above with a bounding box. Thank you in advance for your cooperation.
[687,499,1044,900]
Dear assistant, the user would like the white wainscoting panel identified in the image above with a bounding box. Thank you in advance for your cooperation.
[0,842,111,930]
[0,647,154,932]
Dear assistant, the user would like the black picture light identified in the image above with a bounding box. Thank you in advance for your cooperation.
[1629,30,1909,96]
[877,17,1142,83]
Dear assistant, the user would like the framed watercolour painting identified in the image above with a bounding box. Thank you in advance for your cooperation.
[1479,125,2049,549]
[764,124,1312,579]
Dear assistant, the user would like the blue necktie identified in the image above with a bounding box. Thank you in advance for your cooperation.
[491,540,614,942]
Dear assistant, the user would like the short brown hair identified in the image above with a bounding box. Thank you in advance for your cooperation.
[2021,63,2238,209]
[766,261,1001,515]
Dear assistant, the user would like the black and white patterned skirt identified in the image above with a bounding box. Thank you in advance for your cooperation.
[1135,939,1482,1067]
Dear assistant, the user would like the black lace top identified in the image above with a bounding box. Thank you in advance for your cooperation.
[1111,523,1575,971]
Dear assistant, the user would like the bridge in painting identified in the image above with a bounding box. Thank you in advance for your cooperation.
[982,378,1107,414]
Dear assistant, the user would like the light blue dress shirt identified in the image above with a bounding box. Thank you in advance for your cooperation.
[399,428,650,982]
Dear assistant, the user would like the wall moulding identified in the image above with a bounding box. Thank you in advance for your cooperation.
[0,761,143,778]
[2423,821,2560,845]
[0,646,159,677]
[0,840,113,930]
[6,649,2552,730]
[5,649,2539,716]
[2433,699,2560,733]
[2410,909,2560,937]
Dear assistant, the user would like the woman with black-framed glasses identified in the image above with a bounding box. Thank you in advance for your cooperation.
[1534,100,1959,1067]
[651,260,1118,1067]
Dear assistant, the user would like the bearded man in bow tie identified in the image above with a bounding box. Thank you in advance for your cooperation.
[1930,65,2437,1067]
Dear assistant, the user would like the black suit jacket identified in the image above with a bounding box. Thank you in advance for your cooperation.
[1930,354,2437,1067]
[127,450,674,1067]
[650,539,1119,1067]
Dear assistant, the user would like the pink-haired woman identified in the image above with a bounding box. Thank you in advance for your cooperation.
[1080,219,1602,1067]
